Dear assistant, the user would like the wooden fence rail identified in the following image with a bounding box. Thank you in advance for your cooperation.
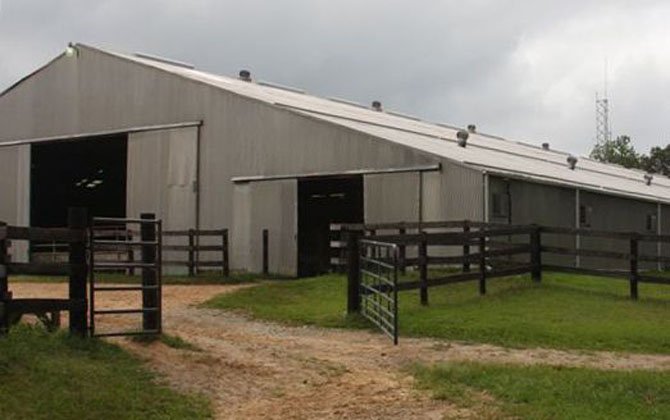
[0,208,88,336]
[162,229,229,277]
[339,220,670,312]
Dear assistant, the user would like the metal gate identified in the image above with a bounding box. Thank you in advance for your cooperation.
[359,239,399,345]
[89,215,162,338]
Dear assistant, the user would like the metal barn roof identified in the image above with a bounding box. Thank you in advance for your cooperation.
[54,45,670,203]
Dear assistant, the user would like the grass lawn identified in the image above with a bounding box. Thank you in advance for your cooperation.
[0,325,211,420]
[204,272,670,354]
[412,362,670,419]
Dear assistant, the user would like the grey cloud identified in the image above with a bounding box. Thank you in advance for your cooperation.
[0,0,668,155]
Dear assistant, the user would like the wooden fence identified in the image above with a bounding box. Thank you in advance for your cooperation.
[163,229,229,276]
[0,208,88,336]
[338,220,670,312]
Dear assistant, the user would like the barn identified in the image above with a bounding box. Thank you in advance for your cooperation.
[0,43,668,276]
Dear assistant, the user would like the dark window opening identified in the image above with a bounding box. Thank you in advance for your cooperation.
[579,204,592,227]
[298,176,363,277]
[31,135,128,227]
[491,192,509,218]
[646,214,657,232]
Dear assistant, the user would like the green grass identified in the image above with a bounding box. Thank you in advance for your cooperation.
[0,325,211,419]
[205,272,670,354]
[412,362,670,419]
[12,271,258,285]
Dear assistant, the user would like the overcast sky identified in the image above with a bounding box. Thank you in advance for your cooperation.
[0,0,668,155]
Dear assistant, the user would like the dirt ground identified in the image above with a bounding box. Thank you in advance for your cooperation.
[11,282,670,419]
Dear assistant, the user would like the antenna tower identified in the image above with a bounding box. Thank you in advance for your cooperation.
[595,60,611,144]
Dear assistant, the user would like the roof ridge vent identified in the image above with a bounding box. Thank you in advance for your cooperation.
[644,173,654,186]
[257,80,305,94]
[134,52,194,69]
[328,97,366,109]
[456,129,469,147]
[567,155,578,170]
[238,69,252,82]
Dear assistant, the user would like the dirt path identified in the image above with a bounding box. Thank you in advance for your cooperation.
[11,283,670,419]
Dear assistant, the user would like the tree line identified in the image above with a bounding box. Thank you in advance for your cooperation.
[590,135,670,177]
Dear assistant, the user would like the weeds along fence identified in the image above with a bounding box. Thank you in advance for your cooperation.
[0,208,88,337]
[335,220,670,311]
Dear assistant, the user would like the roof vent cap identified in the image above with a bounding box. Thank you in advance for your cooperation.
[456,130,469,147]
[644,173,653,186]
[238,69,252,82]
[467,124,477,133]
[567,155,578,170]
[371,100,383,112]
[542,142,550,150]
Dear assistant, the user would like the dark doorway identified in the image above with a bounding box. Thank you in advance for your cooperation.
[31,135,128,227]
[298,176,364,277]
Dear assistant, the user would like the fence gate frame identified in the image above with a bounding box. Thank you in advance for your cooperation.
[89,214,163,338]
[355,237,399,345]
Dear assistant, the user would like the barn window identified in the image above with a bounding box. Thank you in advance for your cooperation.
[579,205,592,227]
[646,214,658,232]
[491,193,509,218]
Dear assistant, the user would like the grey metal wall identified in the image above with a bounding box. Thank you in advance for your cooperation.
[488,176,576,266]
[580,191,658,270]
[423,162,484,222]
[364,172,420,224]
[233,179,297,276]
[0,145,30,262]
[0,46,442,273]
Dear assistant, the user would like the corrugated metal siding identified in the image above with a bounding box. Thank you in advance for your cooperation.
[0,146,19,223]
[508,179,576,266]
[127,127,198,274]
[245,179,297,276]
[423,161,483,222]
[580,191,658,270]
[364,172,420,224]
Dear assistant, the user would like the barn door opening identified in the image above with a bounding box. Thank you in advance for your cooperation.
[31,135,128,227]
[298,176,363,277]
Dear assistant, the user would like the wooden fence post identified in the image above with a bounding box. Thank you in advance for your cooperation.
[222,229,230,277]
[0,221,8,335]
[531,225,542,283]
[398,227,407,274]
[630,237,639,300]
[187,229,195,277]
[262,229,269,276]
[346,229,361,313]
[141,213,159,332]
[463,220,471,272]
[479,234,487,295]
[419,235,428,305]
[68,207,88,337]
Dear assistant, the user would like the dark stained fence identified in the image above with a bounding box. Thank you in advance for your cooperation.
[0,208,88,337]
[163,229,229,277]
[342,220,670,343]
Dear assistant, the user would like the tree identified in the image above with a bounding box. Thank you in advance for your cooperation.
[641,145,670,176]
[589,135,642,169]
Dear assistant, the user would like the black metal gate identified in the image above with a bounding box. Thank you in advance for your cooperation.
[359,239,399,345]
[89,215,162,338]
